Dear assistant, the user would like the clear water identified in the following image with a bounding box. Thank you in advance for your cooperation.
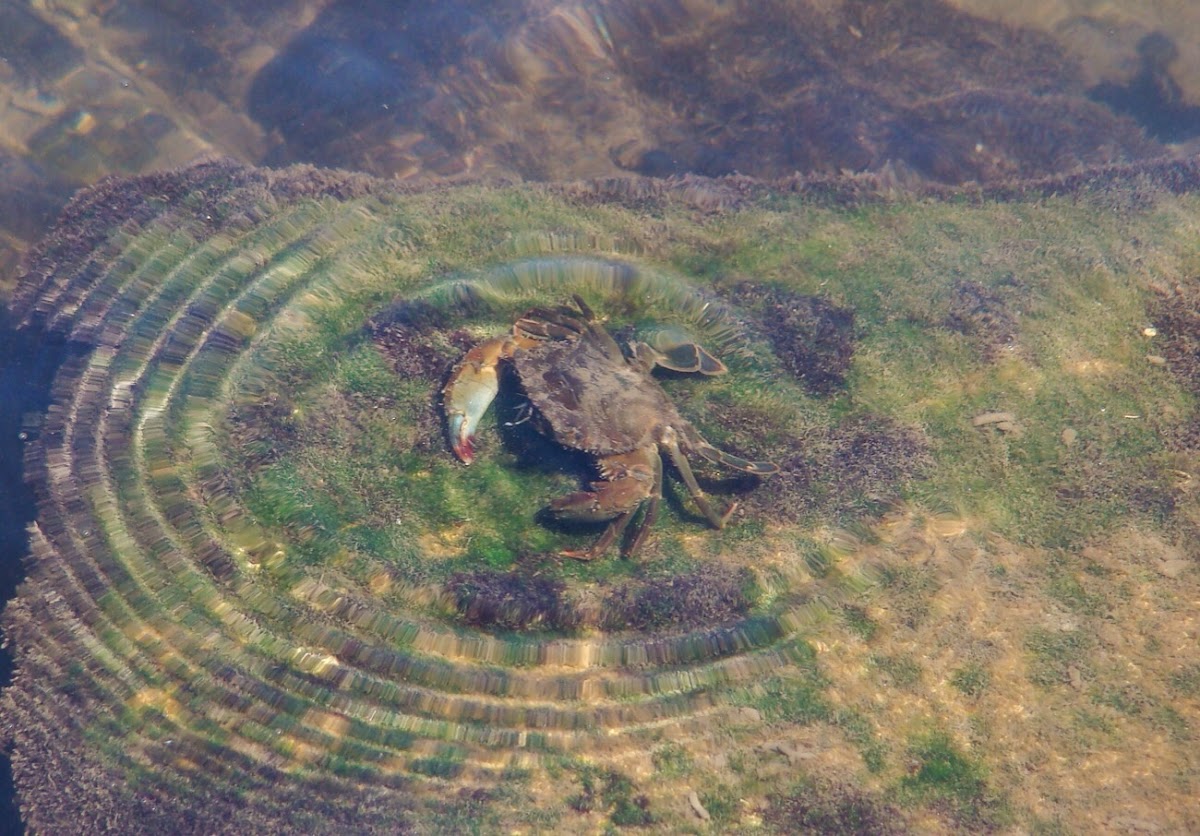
[3,1,1200,832]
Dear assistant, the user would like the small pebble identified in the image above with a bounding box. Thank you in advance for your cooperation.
[972,411,1015,427]
[732,706,762,724]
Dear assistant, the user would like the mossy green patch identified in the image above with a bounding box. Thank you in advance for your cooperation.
[950,663,991,699]
[839,605,879,642]
[870,654,923,689]
[223,183,1200,618]
[336,342,401,400]
[1168,664,1200,696]
[696,786,738,827]
[409,755,465,779]
[897,731,1006,827]
[38,161,1200,830]
[1025,627,1093,689]
[650,742,693,778]
[834,709,890,774]
[1042,554,1113,616]
[730,641,830,725]
[566,766,653,828]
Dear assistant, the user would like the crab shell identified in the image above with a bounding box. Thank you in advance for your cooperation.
[514,318,693,456]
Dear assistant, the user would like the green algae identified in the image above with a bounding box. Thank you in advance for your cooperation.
[230,184,1195,579]
[898,731,1008,828]
[950,662,991,699]
[9,161,1200,831]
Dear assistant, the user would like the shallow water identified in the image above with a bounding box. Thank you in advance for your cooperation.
[2,1,1200,268]
[3,2,1200,833]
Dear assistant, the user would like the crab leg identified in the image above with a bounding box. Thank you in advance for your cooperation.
[630,338,727,376]
[658,426,737,529]
[693,440,780,476]
[560,509,638,561]
[551,448,659,559]
[622,452,663,557]
[442,336,515,464]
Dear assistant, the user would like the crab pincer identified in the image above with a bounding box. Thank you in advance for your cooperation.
[443,337,512,464]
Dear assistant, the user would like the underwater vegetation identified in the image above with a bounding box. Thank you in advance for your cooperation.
[4,156,1200,831]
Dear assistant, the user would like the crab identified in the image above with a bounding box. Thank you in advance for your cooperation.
[442,296,778,559]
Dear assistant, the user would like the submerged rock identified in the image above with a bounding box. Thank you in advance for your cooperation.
[5,157,1200,831]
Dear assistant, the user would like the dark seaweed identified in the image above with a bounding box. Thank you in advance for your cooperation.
[1151,279,1200,396]
[747,416,932,523]
[447,569,579,632]
[752,288,856,395]
[602,566,754,632]
[944,279,1019,361]
[1089,33,1200,143]
[568,767,653,828]
[765,779,904,836]
[371,320,466,381]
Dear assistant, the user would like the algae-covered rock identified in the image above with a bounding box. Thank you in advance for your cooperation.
[5,158,1200,832]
